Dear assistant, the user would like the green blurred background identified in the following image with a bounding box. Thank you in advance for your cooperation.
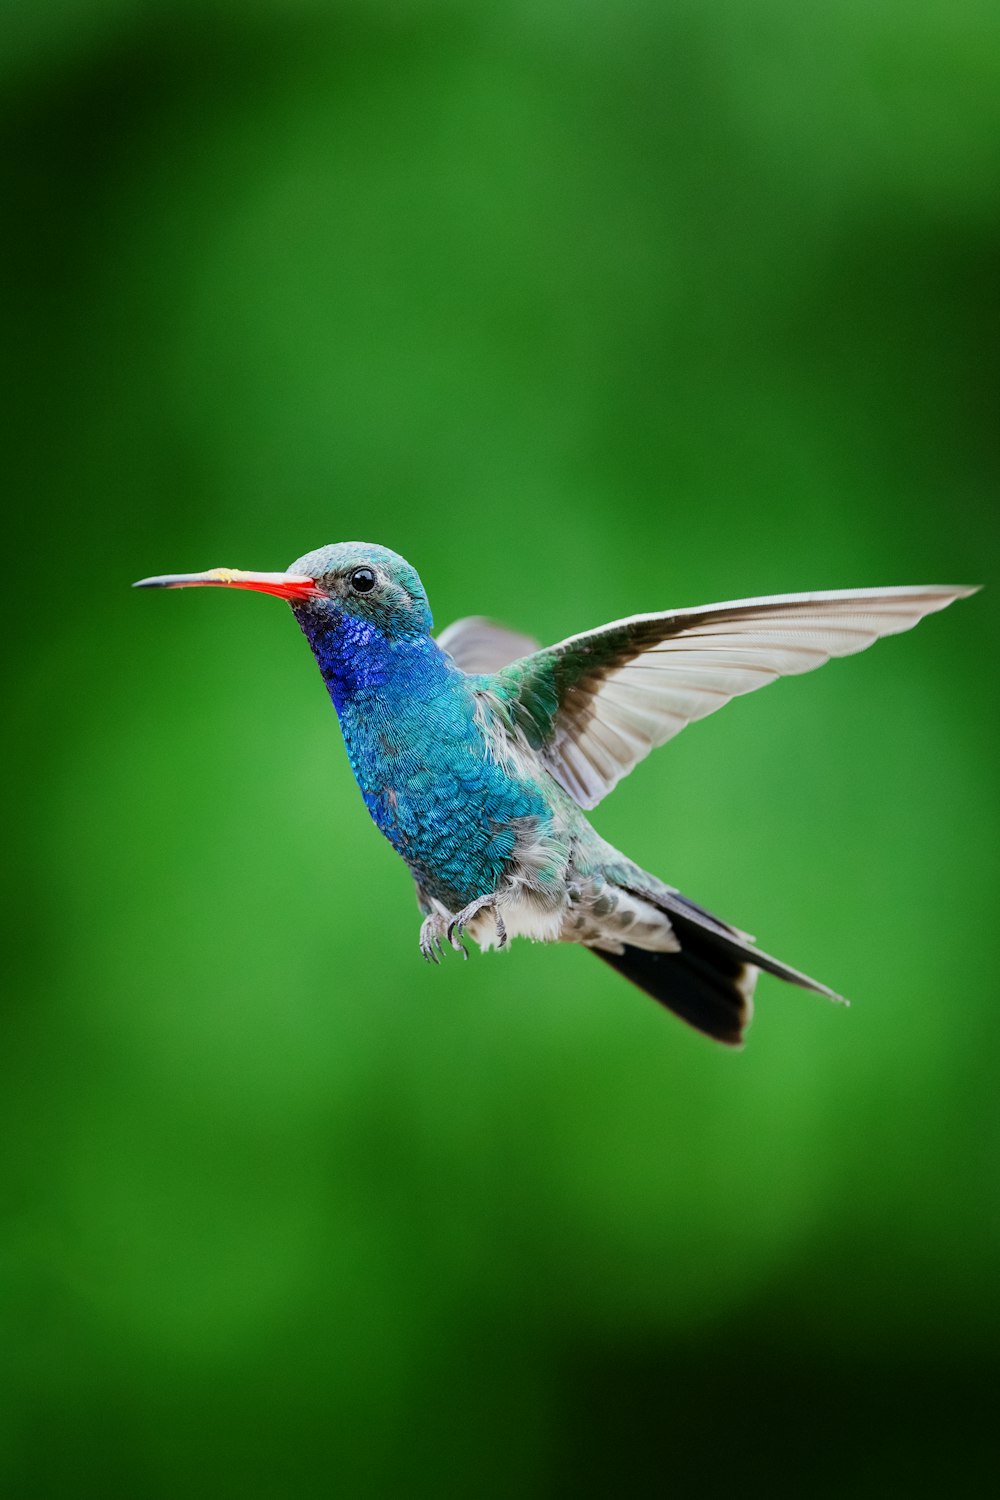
[2,2,998,1495]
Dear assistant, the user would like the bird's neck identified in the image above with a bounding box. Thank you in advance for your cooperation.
[294,609,455,715]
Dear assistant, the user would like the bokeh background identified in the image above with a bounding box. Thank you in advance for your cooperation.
[2,2,998,1495]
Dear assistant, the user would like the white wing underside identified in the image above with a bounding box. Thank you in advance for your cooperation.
[542,586,976,808]
[437,616,540,675]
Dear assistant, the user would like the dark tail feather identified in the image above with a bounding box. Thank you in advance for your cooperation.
[592,929,755,1046]
[592,892,844,1047]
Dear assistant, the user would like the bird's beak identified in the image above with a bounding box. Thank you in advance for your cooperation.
[132,567,320,601]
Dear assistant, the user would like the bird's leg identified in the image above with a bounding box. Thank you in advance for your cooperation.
[419,911,450,964]
[447,894,508,953]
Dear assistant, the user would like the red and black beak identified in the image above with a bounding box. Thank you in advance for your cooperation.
[132,567,320,602]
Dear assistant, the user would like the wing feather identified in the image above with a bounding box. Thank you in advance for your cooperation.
[494,585,978,808]
[436,616,540,674]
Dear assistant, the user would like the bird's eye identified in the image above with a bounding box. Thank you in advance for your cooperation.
[349,567,377,594]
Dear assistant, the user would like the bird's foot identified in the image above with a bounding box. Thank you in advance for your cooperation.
[447,895,507,954]
[419,912,450,964]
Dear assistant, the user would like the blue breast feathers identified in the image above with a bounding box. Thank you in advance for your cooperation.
[296,609,553,907]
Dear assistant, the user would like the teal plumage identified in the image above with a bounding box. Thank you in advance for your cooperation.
[135,542,977,1045]
[287,546,557,912]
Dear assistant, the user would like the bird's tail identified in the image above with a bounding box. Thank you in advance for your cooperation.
[591,880,844,1047]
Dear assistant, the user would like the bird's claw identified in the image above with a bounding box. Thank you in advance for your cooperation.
[421,897,507,963]
[419,913,449,964]
[446,895,507,953]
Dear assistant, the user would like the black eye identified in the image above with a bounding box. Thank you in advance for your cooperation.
[349,567,376,594]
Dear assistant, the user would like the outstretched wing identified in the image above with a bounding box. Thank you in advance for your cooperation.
[437,616,540,675]
[491,586,977,808]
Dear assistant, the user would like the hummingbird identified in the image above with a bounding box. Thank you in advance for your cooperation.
[134,544,976,1046]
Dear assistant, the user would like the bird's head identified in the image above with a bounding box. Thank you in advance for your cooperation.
[134,541,433,640]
